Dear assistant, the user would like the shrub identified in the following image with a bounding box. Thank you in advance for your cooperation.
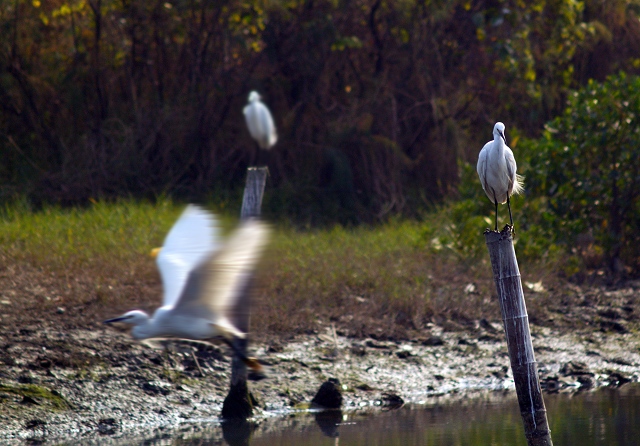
[523,72,640,272]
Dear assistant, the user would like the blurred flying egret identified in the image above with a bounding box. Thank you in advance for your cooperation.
[104,205,270,373]
[244,91,277,165]
[477,122,524,231]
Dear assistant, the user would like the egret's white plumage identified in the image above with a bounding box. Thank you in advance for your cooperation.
[104,205,270,371]
[243,91,277,150]
[156,205,219,310]
[477,122,524,231]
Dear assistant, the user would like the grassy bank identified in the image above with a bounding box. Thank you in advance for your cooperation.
[0,198,562,339]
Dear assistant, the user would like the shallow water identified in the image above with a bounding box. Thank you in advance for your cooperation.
[56,384,640,445]
[170,385,640,446]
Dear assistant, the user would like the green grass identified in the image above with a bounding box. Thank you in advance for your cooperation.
[0,198,181,270]
[0,383,72,411]
[0,198,562,338]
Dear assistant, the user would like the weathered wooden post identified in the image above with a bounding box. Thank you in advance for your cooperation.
[221,166,268,419]
[485,226,553,446]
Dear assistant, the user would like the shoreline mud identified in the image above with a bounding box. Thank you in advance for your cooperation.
[1,318,638,444]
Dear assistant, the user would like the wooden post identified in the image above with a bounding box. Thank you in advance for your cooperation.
[240,167,268,220]
[221,167,268,420]
[484,226,553,446]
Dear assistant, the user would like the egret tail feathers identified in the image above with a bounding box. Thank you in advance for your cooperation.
[512,174,525,195]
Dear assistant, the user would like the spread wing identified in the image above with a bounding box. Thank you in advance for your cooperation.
[156,205,219,308]
[172,218,271,333]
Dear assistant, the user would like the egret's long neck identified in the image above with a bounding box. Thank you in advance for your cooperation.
[492,133,506,165]
[494,132,505,154]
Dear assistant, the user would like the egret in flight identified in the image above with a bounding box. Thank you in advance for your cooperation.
[477,122,524,231]
[244,91,277,166]
[104,205,270,373]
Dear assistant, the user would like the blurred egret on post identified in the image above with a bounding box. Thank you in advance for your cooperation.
[477,122,524,231]
[243,91,277,166]
[104,205,270,374]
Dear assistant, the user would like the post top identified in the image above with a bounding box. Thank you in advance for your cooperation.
[484,225,514,243]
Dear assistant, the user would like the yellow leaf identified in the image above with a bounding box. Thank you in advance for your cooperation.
[525,68,536,82]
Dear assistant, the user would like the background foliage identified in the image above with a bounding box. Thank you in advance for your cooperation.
[2,0,640,224]
[522,72,640,273]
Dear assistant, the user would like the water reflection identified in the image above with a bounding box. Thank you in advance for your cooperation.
[221,419,255,446]
[245,386,640,446]
[313,410,342,439]
[91,384,640,445]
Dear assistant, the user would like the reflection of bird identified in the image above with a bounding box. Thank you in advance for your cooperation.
[243,91,277,165]
[477,122,524,231]
[104,205,270,373]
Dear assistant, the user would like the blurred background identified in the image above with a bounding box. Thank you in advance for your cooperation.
[1,0,639,280]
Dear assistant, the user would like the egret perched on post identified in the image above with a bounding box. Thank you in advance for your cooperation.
[477,122,524,231]
[104,205,270,374]
[243,91,277,166]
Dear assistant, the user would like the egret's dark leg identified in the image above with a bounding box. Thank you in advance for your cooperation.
[251,143,260,167]
[492,190,499,231]
[223,337,264,376]
[507,195,514,228]
[507,196,517,235]
[257,146,264,167]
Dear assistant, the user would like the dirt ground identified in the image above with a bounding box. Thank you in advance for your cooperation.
[1,264,639,443]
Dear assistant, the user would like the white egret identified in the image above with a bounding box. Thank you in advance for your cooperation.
[477,122,524,231]
[104,205,270,373]
[243,91,277,166]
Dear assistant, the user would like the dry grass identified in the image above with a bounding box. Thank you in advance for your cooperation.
[0,199,182,327]
[0,199,562,339]
[254,215,562,339]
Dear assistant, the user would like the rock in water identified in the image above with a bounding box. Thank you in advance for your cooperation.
[311,378,343,409]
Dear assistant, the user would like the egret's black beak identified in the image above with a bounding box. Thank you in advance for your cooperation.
[500,131,507,145]
[104,316,127,324]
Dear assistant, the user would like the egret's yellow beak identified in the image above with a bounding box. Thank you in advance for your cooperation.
[150,247,162,259]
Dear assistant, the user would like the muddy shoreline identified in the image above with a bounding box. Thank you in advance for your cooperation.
[1,313,639,444]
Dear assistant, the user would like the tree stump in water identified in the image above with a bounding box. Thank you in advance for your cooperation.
[311,378,343,409]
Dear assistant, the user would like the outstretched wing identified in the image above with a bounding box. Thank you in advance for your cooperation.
[156,205,219,308]
[172,218,271,335]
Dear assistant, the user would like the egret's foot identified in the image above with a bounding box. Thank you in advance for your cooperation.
[243,357,268,380]
[242,356,263,373]
[500,224,514,236]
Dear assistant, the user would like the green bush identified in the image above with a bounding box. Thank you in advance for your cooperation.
[523,72,640,271]
[452,158,560,268]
